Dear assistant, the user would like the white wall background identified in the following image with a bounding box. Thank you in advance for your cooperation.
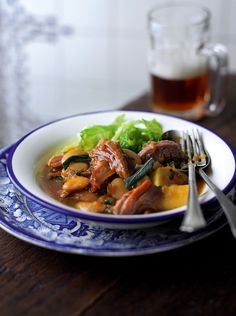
[20,0,235,121]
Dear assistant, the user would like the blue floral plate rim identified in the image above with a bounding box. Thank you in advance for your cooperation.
[0,144,231,256]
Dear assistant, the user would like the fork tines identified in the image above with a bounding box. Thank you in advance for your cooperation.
[182,129,207,165]
[195,129,207,165]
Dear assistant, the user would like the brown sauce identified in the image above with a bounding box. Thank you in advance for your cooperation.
[38,165,206,213]
[38,165,96,209]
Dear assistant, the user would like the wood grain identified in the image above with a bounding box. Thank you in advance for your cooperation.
[0,75,236,316]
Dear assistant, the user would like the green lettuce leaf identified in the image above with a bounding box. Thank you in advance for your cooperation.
[78,114,125,150]
[112,118,163,152]
[140,119,163,142]
[78,114,163,152]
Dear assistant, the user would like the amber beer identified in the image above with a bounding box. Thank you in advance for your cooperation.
[150,72,209,115]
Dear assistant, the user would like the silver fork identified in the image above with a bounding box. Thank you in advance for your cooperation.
[193,129,236,239]
[180,130,207,232]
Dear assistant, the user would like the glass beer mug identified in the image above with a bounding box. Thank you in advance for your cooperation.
[148,4,228,120]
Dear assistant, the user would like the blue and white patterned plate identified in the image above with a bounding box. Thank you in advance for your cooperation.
[7,111,236,228]
[0,145,233,256]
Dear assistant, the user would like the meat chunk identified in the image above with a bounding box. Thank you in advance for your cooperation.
[48,154,63,169]
[139,140,187,166]
[113,179,162,215]
[91,140,132,178]
[90,140,132,192]
[90,160,115,192]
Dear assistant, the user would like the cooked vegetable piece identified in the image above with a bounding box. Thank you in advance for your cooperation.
[107,178,128,200]
[62,154,90,170]
[157,185,189,211]
[61,162,89,180]
[124,158,154,189]
[61,176,90,197]
[75,201,105,213]
[151,166,188,186]
[122,148,142,166]
[73,191,98,202]
[154,182,203,211]
[62,148,87,162]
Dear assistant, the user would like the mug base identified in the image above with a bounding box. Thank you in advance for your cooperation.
[150,104,205,121]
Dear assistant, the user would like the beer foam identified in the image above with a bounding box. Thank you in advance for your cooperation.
[150,50,208,80]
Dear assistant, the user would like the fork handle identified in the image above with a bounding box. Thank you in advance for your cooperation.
[180,163,207,232]
[198,168,236,238]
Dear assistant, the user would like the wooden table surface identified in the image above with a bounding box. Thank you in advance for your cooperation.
[1,75,236,316]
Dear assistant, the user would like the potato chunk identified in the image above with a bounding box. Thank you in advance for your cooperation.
[157,185,189,210]
[75,201,105,213]
[61,162,89,180]
[151,166,188,187]
[61,176,90,197]
[107,178,128,200]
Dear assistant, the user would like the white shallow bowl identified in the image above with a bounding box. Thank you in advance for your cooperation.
[7,110,236,229]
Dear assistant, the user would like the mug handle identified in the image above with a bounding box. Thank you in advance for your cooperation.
[200,44,228,116]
